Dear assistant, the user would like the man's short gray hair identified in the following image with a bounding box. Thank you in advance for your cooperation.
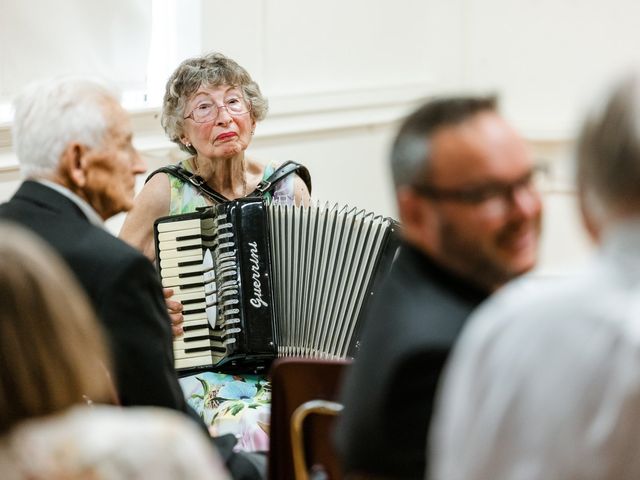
[12,77,116,179]
[161,52,268,155]
[576,74,640,219]
[390,96,497,190]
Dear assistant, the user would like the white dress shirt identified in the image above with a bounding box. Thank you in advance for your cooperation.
[430,219,640,480]
[38,179,105,227]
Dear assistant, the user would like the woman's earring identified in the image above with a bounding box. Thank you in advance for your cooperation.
[185,142,192,147]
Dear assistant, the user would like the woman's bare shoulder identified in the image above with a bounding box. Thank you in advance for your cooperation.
[134,172,171,214]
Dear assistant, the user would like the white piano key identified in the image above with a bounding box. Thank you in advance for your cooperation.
[157,218,201,232]
[183,311,208,321]
[158,227,201,241]
[183,327,211,338]
[174,338,213,350]
[175,355,215,367]
[170,284,204,296]
[160,254,203,269]
[182,319,208,328]
[181,298,206,308]
[170,291,204,302]
[183,312,208,322]
[161,274,204,288]
[161,264,204,277]
[158,237,202,250]
[159,248,203,260]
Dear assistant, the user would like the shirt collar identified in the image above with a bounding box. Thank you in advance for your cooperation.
[36,179,105,228]
[400,241,491,302]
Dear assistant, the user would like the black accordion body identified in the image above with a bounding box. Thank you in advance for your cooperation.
[154,198,400,375]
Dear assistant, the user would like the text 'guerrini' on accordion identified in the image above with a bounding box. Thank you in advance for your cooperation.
[154,198,400,375]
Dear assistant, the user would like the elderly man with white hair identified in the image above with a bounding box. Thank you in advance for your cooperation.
[429,74,640,480]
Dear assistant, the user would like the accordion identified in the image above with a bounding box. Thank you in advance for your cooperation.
[154,198,400,374]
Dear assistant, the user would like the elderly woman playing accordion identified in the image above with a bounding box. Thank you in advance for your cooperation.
[121,52,311,452]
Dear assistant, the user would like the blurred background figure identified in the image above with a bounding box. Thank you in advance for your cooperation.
[0,222,229,479]
[335,96,542,479]
[120,52,310,455]
[430,74,640,480]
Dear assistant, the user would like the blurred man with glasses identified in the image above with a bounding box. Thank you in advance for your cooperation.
[431,75,640,480]
[335,96,542,479]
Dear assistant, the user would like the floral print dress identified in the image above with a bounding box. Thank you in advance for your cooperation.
[169,158,295,452]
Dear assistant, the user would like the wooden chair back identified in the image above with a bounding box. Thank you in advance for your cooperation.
[268,357,351,480]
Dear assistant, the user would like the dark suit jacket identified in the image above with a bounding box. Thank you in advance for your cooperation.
[0,181,268,479]
[0,181,186,410]
[334,242,489,479]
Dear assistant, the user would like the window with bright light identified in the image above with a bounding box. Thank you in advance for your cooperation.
[0,0,201,121]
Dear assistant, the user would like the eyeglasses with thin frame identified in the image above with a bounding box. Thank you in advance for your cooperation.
[184,94,252,123]
[411,164,547,205]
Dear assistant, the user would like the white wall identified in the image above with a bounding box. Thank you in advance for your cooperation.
[3,0,632,274]
[464,0,640,138]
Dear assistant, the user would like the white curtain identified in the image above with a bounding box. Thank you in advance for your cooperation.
[0,0,152,101]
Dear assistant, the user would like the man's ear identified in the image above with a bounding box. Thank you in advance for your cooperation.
[58,142,88,188]
[397,186,438,251]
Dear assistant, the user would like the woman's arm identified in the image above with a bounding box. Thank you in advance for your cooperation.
[119,173,171,262]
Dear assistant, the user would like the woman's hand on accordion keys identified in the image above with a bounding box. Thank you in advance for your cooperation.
[163,288,184,338]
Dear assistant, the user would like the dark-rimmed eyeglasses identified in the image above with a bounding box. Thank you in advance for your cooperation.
[184,95,252,123]
[411,164,547,205]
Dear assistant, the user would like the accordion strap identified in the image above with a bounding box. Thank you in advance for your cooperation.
[146,164,229,203]
[146,160,311,202]
[248,160,312,197]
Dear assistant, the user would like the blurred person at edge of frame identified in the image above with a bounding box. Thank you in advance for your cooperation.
[430,74,640,480]
[0,222,230,480]
[335,95,543,479]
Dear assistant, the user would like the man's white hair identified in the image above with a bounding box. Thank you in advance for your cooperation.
[12,77,119,178]
[576,72,640,221]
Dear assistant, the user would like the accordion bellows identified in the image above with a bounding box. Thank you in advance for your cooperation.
[154,199,400,374]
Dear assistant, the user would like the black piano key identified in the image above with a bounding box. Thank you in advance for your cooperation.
[185,346,227,354]
[178,271,204,279]
[183,324,209,332]
[184,334,224,342]
[176,244,201,252]
[183,307,206,315]
[177,281,205,290]
[177,259,203,267]
[176,234,201,241]
[181,298,207,306]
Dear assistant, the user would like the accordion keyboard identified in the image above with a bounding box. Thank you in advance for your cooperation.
[155,216,226,370]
